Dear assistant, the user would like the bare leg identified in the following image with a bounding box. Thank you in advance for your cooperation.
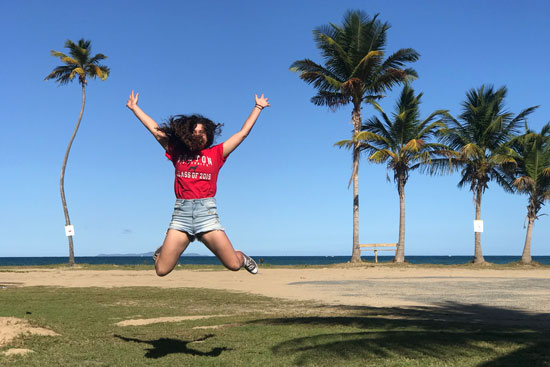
[199,230,244,271]
[155,229,191,276]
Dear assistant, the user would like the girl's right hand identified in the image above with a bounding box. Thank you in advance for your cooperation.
[126,90,139,111]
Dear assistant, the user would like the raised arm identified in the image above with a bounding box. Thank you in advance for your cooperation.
[126,90,168,150]
[223,93,270,158]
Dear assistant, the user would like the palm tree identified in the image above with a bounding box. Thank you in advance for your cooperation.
[508,123,550,264]
[442,85,537,264]
[290,10,419,262]
[45,39,109,266]
[336,85,452,262]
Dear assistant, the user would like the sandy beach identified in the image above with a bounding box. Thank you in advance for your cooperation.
[2,265,550,314]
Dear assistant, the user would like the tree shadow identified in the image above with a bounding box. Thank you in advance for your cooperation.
[114,333,230,359]
[349,301,550,330]
[249,301,550,366]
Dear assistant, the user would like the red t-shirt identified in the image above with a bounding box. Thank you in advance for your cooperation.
[165,143,227,199]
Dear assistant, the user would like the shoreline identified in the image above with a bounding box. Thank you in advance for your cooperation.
[2,260,550,270]
[2,255,550,268]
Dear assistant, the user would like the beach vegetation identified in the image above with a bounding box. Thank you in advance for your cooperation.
[440,85,538,264]
[1,286,549,366]
[290,10,419,263]
[335,85,453,262]
[506,123,550,264]
[45,39,110,266]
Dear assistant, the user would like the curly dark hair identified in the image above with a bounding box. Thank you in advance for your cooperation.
[157,114,223,160]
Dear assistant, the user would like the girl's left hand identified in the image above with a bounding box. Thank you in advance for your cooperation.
[255,93,270,109]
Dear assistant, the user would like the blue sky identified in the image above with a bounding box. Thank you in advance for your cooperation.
[1,0,549,257]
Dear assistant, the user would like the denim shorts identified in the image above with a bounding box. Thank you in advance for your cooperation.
[168,197,224,241]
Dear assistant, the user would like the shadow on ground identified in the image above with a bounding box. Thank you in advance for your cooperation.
[250,301,550,366]
[114,334,230,359]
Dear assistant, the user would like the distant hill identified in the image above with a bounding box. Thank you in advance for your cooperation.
[96,252,208,257]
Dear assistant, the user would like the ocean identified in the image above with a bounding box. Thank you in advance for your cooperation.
[0,256,549,267]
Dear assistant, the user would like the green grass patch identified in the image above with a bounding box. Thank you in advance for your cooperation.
[1,286,550,366]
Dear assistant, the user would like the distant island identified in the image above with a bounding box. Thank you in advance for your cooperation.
[96,252,209,257]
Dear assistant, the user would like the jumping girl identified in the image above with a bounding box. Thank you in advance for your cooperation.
[126,90,269,276]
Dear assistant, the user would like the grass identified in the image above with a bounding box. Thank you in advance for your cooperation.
[1,285,550,366]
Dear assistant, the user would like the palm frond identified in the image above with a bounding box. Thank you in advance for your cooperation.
[334,139,355,149]
[98,65,110,80]
[50,50,68,59]
[69,67,85,81]
[493,169,515,193]
[492,151,517,165]
[351,50,384,79]
[402,68,419,83]
[61,56,79,65]
[414,151,436,166]
[416,120,445,142]
[66,39,90,65]
[290,59,342,92]
[311,91,350,109]
[365,100,392,127]
[314,31,352,71]
[86,64,110,80]
[380,48,420,71]
[88,53,107,64]
[369,149,394,163]
[457,167,475,189]
[460,143,484,160]
[75,39,91,50]
[362,115,393,143]
[44,65,74,84]
[402,139,422,153]
[508,106,539,129]
[513,176,535,193]
[539,122,550,137]
[355,130,390,145]
[416,157,456,175]
[371,68,417,94]
[363,94,385,102]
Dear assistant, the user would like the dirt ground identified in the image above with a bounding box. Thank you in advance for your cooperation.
[2,265,550,309]
[0,317,58,354]
[2,265,550,328]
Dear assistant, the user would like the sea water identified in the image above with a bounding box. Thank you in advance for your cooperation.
[0,255,549,266]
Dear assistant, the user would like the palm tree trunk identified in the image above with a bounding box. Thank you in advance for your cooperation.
[521,216,534,264]
[60,84,86,266]
[350,104,362,263]
[394,177,406,263]
[473,185,485,264]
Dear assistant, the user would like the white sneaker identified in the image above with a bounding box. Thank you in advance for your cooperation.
[242,253,258,274]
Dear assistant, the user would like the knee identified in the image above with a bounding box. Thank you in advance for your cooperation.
[155,265,171,277]
[225,260,242,272]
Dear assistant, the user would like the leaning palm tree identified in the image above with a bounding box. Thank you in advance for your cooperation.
[336,85,452,262]
[45,39,109,266]
[507,123,550,264]
[442,85,537,264]
[290,10,419,262]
